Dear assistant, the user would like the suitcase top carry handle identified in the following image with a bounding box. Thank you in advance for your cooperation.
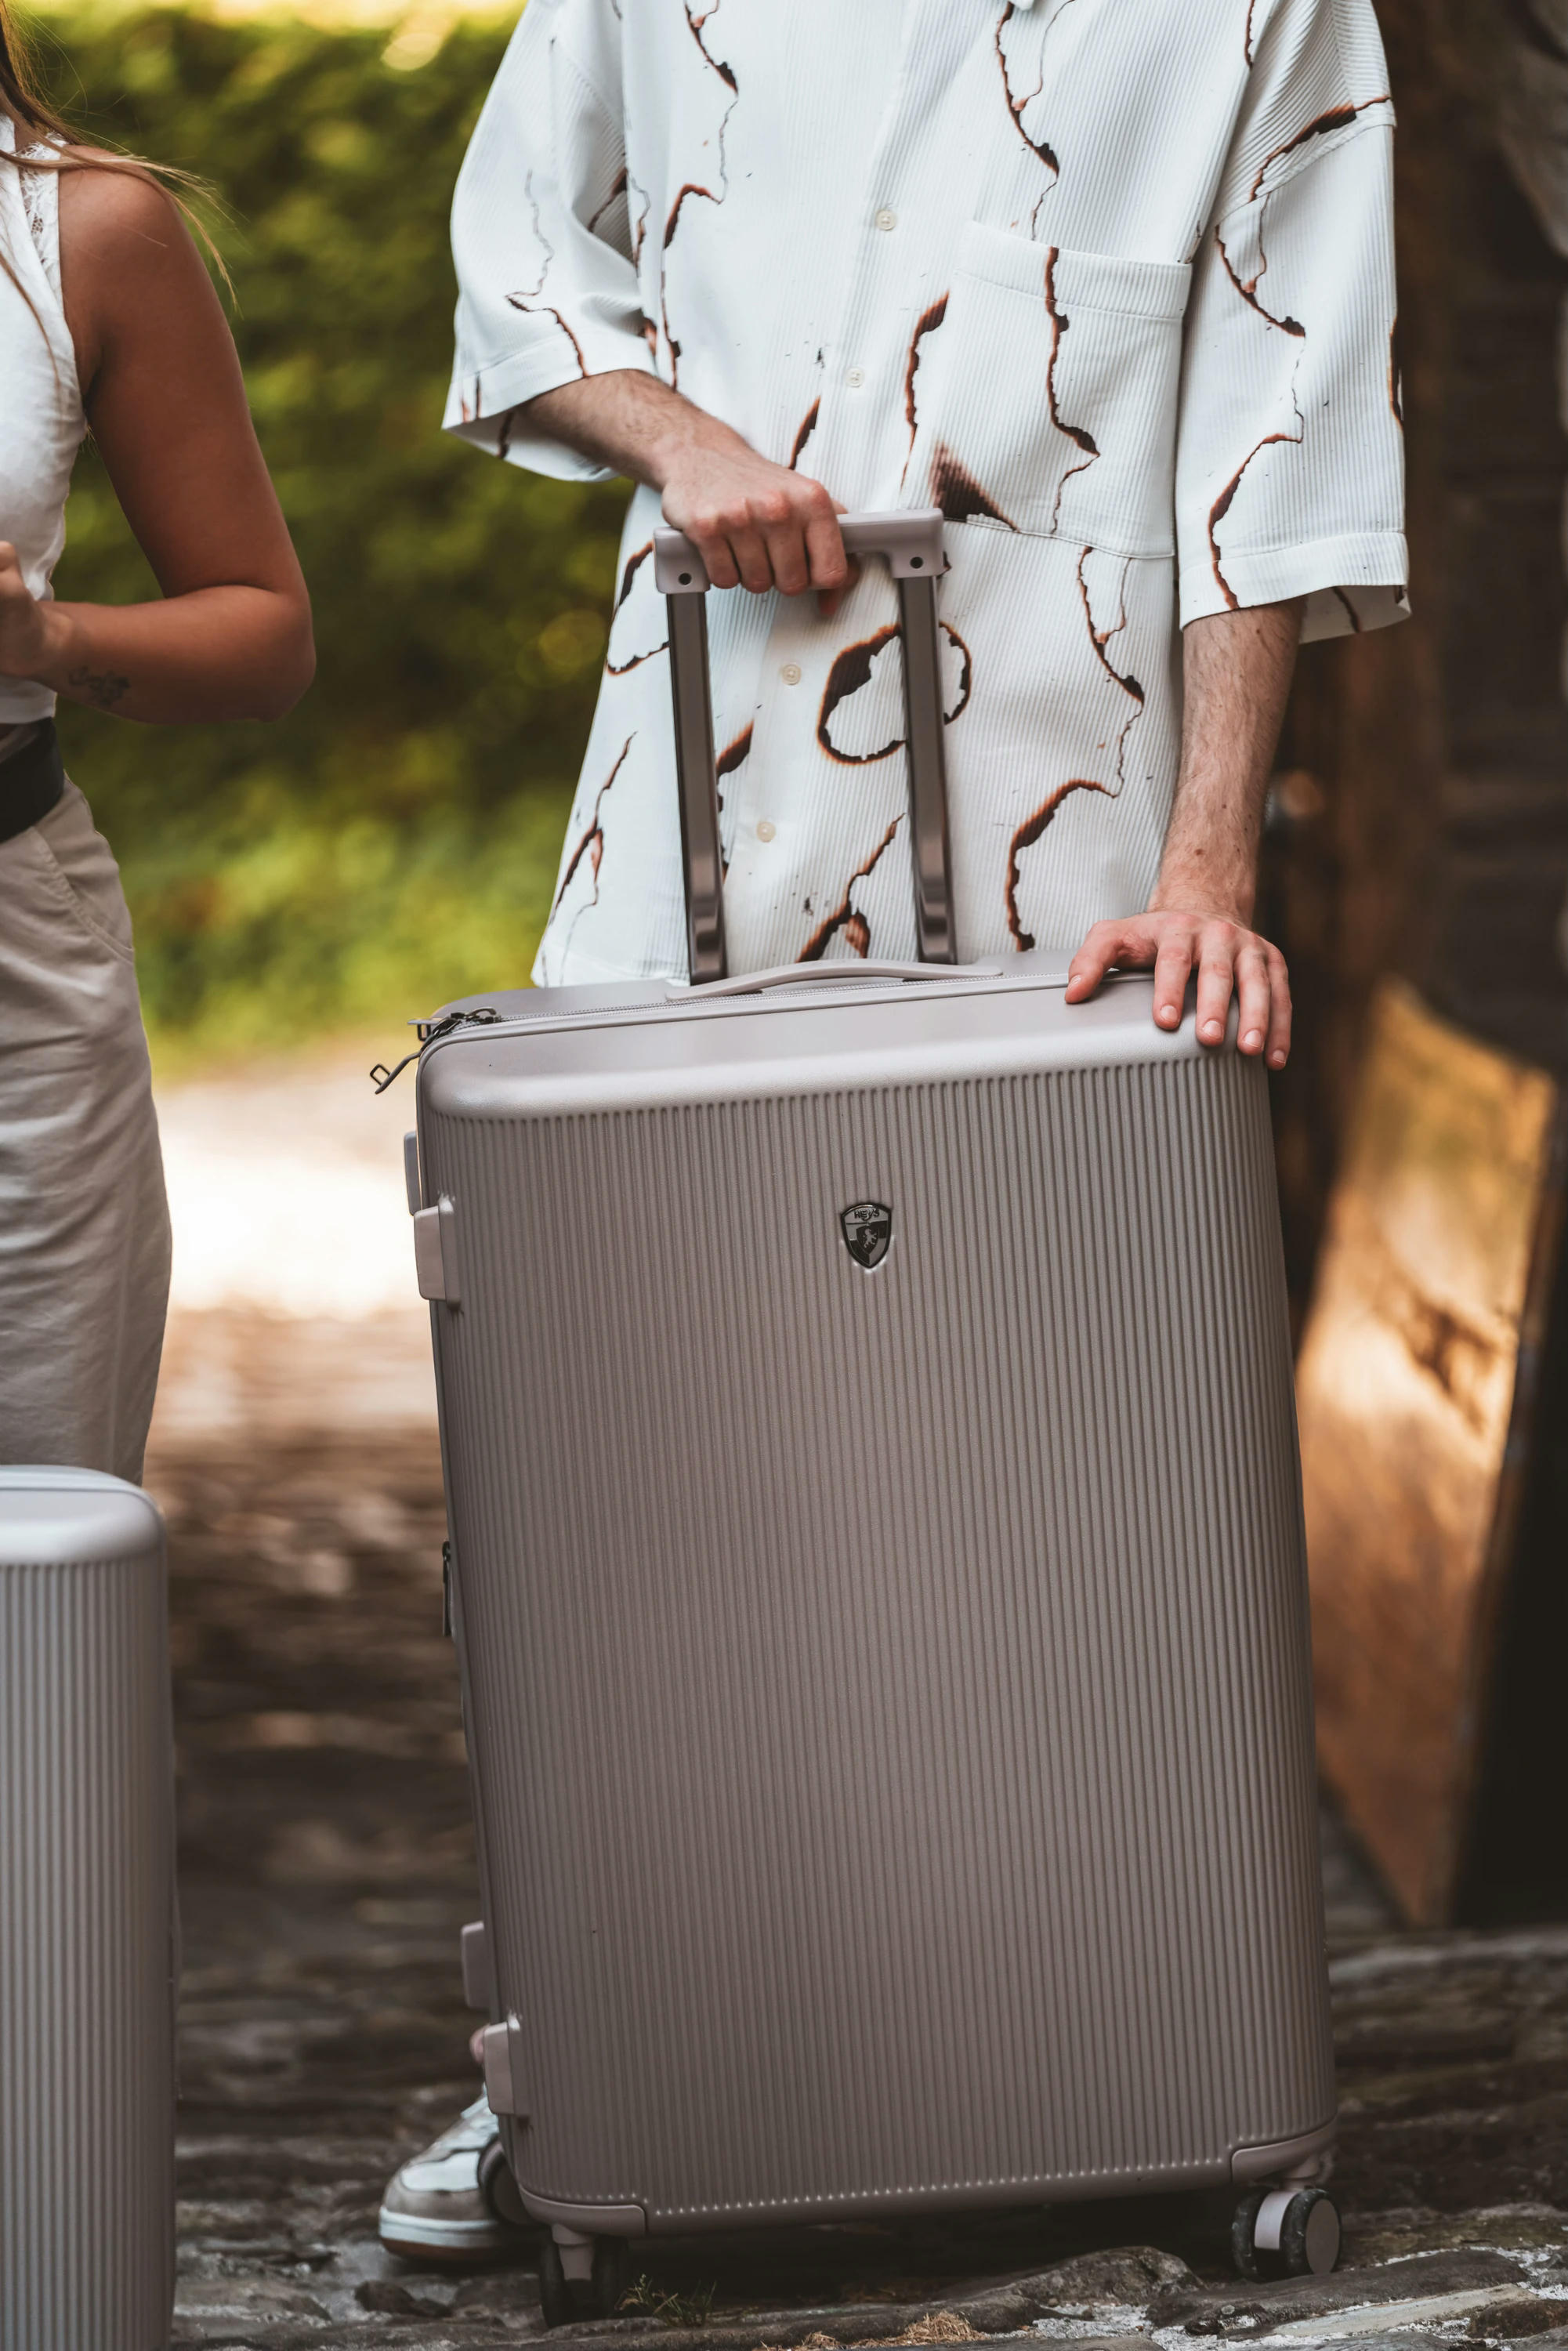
[654,507,956,986]
[685,958,1004,998]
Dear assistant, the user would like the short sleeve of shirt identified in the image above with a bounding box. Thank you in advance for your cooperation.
[1175,0,1409,643]
[443,0,657,482]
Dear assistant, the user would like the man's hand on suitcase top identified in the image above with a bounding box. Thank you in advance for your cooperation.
[1065,600,1303,1069]
[1066,911,1293,1067]
[523,371,853,609]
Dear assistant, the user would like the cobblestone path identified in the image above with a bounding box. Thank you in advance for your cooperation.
[144,1054,1568,2350]
[151,1410,1568,2350]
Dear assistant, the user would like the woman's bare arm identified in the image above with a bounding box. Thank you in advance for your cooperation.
[0,160,313,723]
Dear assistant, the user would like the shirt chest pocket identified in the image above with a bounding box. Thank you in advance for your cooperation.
[916,224,1192,560]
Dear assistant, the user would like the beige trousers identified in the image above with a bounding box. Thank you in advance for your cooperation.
[0,781,171,1483]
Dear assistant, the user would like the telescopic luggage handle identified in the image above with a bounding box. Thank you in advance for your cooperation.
[654,508,956,984]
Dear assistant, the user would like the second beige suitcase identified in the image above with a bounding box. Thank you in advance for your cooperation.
[0,1469,176,2351]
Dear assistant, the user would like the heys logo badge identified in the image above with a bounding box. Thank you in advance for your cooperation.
[840,1201,893,1271]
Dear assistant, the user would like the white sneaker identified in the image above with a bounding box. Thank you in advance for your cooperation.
[378,2090,522,2262]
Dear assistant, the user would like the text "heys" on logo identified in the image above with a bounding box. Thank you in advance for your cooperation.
[839,1201,893,1270]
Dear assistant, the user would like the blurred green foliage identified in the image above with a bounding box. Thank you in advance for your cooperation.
[28,1,630,1060]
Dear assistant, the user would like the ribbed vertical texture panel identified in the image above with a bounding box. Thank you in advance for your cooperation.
[0,1514,176,2349]
[432,1050,1332,2229]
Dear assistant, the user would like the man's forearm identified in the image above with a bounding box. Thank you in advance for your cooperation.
[1066,596,1303,1063]
[526,370,715,491]
[1152,599,1304,924]
[524,371,848,600]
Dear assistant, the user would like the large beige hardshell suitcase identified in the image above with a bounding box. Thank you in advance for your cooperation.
[407,515,1340,2317]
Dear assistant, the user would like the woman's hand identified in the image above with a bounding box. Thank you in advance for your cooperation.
[0,542,67,685]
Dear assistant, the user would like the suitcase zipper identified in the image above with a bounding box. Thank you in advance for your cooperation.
[370,1005,503,1094]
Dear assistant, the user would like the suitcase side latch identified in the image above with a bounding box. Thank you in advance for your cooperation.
[483,2019,528,2119]
[413,1199,461,1302]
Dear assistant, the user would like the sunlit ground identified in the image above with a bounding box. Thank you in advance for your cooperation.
[149,1038,436,1448]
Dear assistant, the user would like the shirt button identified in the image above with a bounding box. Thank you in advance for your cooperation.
[757,818,777,843]
[846,367,865,389]
[875,206,898,232]
[780,661,802,685]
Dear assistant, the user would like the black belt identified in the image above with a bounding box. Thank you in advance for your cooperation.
[0,722,66,844]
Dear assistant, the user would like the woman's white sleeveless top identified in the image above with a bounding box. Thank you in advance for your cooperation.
[0,117,86,724]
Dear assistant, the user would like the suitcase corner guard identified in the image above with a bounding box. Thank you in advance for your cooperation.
[1231,2118,1338,2185]
[517,2187,649,2240]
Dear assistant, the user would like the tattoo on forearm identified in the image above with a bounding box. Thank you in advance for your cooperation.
[67,665,131,710]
